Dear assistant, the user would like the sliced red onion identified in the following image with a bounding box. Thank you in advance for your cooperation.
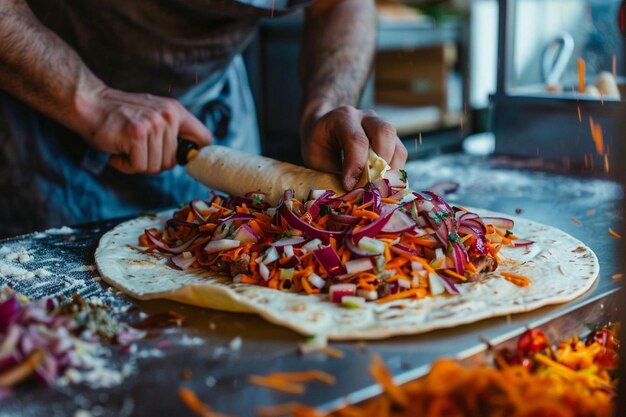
[369,178,392,197]
[190,199,215,222]
[390,243,419,258]
[313,246,347,277]
[279,205,345,244]
[217,213,256,224]
[458,225,484,239]
[457,211,479,222]
[385,170,408,188]
[416,199,435,213]
[233,224,259,243]
[260,246,280,265]
[272,236,306,247]
[512,239,534,247]
[352,204,396,243]
[282,245,295,258]
[345,235,375,257]
[145,229,199,254]
[362,189,382,214]
[481,216,515,230]
[460,218,487,236]
[435,271,461,295]
[345,258,374,275]
[0,353,18,373]
[170,254,197,270]
[302,190,335,222]
[381,209,415,233]
[204,239,240,254]
[0,298,21,332]
[258,262,270,281]
[428,272,445,295]
[307,273,326,289]
[329,212,361,226]
[451,243,466,276]
[329,283,356,303]
[426,181,460,195]
[301,239,322,253]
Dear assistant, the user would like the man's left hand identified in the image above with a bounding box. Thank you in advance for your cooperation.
[301,105,408,191]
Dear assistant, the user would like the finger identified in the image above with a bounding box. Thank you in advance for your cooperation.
[335,117,370,191]
[108,155,135,174]
[361,115,398,164]
[160,105,179,170]
[162,121,177,170]
[147,117,164,174]
[389,137,408,170]
[179,109,212,147]
[302,122,342,174]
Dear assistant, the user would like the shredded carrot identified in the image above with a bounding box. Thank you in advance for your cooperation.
[578,57,586,92]
[589,117,605,155]
[321,346,345,359]
[443,269,467,282]
[570,217,582,225]
[369,354,408,407]
[247,375,306,395]
[178,388,232,417]
[264,370,336,385]
[612,273,623,280]
[376,288,425,304]
[500,271,532,287]
[608,228,622,239]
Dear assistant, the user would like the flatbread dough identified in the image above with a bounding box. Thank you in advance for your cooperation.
[95,208,599,340]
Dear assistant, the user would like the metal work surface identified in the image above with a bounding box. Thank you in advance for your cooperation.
[0,152,622,417]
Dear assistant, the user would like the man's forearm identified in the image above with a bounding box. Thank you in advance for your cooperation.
[0,0,103,136]
[299,0,376,129]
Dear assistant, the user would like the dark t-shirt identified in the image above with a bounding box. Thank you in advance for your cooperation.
[25,0,312,96]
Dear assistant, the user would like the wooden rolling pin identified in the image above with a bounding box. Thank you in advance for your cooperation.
[176,142,343,204]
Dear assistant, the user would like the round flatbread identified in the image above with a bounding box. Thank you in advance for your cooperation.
[95,208,598,340]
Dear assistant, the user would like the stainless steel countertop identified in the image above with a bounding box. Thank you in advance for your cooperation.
[0,152,622,417]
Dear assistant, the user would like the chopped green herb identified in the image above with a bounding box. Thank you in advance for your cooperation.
[399,169,408,183]
[319,205,331,216]
[252,194,264,205]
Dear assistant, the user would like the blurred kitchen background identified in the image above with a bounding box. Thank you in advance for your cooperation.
[243,0,625,176]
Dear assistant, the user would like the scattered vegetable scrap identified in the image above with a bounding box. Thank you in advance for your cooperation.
[132,310,187,329]
[611,273,622,280]
[247,369,336,395]
[140,182,534,309]
[608,228,621,239]
[0,289,143,393]
[178,387,233,417]
[570,216,582,225]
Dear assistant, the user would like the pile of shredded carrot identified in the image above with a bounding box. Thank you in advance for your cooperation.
[327,326,618,417]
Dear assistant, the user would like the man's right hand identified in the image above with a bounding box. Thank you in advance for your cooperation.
[81,87,212,174]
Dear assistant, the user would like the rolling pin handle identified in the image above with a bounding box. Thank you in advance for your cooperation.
[176,139,198,166]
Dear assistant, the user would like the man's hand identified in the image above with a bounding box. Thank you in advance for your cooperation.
[301,105,408,191]
[81,87,212,174]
